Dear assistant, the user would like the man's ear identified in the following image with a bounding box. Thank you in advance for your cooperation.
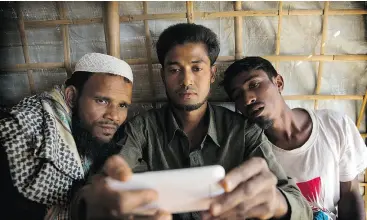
[210,65,217,84]
[274,74,284,94]
[64,86,78,109]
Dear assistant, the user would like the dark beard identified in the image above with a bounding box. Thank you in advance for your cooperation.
[168,91,209,112]
[171,100,207,111]
[71,113,122,174]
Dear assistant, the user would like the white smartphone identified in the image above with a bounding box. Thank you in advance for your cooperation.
[106,165,226,214]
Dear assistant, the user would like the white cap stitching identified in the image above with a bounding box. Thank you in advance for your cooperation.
[73,53,133,83]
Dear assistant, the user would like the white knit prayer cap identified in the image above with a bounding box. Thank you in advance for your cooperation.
[73,53,133,83]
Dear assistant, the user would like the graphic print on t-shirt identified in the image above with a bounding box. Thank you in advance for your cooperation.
[296,177,323,211]
[296,177,333,218]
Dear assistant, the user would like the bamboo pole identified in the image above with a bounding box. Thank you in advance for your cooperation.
[120,13,187,23]
[216,56,237,62]
[356,91,367,213]
[289,9,367,16]
[1,62,65,71]
[125,58,152,65]
[365,170,367,218]
[56,2,72,77]
[266,55,333,61]
[314,1,329,109]
[24,18,102,28]
[275,1,283,71]
[234,1,243,60]
[186,1,194,23]
[357,90,367,217]
[264,55,334,61]
[199,10,278,19]
[197,9,367,18]
[15,3,35,94]
[356,89,367,128]
[143,1,156,108]
[104,1,120,58]
[287,9,324,16]
[3,55,367,71]
[283,95,363,100]
[334,55,367,61]
[20,9,367,28]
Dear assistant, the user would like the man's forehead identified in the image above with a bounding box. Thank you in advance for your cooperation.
[166,58,207,66]
[87,74,128,84]
[164,43,210,65]
[229,69,267,89]
[234,69,267,81]
[84,74,132,95]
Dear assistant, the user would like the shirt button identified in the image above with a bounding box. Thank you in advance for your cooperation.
[189,150,203,167]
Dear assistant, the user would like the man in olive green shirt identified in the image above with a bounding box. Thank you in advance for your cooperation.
[73,23,312,220]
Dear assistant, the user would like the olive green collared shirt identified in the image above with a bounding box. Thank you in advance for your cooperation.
[118,103,312,220]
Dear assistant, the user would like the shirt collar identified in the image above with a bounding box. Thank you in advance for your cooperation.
[165,103,220,147]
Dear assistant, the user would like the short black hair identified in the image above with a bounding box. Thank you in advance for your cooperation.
[156,23,220,67]
[65,71,94,95]
[220,56,278,97]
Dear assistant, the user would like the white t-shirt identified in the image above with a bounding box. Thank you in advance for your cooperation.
[271,109,367,220]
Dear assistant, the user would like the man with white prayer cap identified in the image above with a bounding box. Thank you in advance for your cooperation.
[0,53,134,220]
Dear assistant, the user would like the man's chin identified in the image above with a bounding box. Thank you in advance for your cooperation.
[93,133,114,144]
[171,100,207,112]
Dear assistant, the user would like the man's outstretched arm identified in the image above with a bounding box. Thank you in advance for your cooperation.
[338,179,365,220]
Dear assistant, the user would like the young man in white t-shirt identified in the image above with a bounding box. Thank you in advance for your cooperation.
[220,56,367,220]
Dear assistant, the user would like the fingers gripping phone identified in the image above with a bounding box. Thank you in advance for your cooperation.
[106,165,225,214]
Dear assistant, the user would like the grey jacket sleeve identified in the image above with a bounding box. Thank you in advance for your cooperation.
[118,116,147,170]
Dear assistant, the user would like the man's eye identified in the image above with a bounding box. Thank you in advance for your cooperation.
[249,82,260,89]
[169,69,180,74]
[119,104,128,109]
[96,99,108,105]
[193,67,202,72]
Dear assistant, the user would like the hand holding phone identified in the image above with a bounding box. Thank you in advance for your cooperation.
[107,165,226,214]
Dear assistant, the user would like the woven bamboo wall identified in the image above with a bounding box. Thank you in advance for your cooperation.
[0,1,367,214]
